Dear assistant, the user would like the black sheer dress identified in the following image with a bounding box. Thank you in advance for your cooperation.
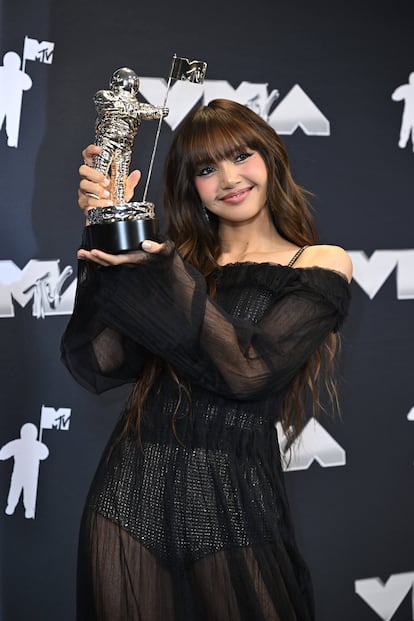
[61,243,350,621]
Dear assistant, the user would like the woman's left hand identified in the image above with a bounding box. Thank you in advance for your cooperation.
[77,240,168,266]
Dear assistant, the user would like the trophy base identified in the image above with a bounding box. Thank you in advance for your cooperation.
[83,217,160,253]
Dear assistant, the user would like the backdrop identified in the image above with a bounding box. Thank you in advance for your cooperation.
[0,0,413,619]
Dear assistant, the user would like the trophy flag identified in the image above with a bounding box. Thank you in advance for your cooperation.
[142,54,208,202]
[170,56,207,84]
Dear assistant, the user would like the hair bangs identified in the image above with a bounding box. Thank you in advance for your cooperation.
[184,114,259,173]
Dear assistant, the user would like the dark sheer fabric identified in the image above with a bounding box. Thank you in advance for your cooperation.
[61,243,350,621]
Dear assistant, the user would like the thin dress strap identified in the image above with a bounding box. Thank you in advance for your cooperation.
[287,245,309,267]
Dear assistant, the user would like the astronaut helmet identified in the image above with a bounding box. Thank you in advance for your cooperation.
[110,67,140,95]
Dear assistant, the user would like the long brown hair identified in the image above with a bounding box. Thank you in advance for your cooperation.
[127,99,340,441]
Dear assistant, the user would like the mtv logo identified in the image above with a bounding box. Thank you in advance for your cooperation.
[40,406,71,432]
[138,78,330,136]
[23,37,54,65]
[276,418,346,471]
[0,260,75,318]
[355,572,414,620]
[348,249,414,300]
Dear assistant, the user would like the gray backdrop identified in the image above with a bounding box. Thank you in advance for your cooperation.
[0,0,413,619]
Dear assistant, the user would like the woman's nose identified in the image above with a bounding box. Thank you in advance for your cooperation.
[219,162,239,188]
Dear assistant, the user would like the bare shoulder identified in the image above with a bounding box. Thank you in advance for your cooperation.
[298,244,353,282]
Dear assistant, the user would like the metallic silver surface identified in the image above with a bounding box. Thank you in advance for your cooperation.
[87,201,155,226]
[170,56,207,83]
[92,67,168,207]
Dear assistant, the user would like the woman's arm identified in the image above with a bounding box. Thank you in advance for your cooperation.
[90,248,350,400]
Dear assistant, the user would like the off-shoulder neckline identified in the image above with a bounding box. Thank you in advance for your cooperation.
[215,261,350,284]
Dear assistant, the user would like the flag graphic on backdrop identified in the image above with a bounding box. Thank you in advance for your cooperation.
[23,36,54,67]
[39,406,71,441]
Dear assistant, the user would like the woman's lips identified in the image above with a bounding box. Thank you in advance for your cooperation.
[219,187,252,204]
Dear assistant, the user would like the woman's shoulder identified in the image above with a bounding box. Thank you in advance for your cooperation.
[297,244,353,282]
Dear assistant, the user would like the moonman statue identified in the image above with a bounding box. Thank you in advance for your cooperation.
[93,67,169,204]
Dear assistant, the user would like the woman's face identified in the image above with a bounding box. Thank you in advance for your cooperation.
[193,149,268,225]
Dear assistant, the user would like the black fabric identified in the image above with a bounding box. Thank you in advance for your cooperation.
[61,245,350,621]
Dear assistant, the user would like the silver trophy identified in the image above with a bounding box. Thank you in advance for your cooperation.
[83,67,168,252]
[83,58,207,253]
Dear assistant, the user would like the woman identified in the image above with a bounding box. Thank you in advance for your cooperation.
[62,99,352,621]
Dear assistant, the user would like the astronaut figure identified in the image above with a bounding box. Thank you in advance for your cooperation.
[0,423,49,519]
[392,72,414,151]
[93,67,168,204]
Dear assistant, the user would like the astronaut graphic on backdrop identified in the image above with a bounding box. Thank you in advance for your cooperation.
[0,423,48,519]
[392,72,414,152]
[0,36,54,148]
[0,51,32,148]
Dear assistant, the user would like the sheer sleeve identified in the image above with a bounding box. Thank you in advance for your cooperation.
[90,244,350,400]
[60,259,147,394]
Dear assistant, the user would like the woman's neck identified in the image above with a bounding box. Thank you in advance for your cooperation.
[217,214,297,265]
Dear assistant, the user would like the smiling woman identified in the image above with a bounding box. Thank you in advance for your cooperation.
[194,150,269,225]
[62,98,352,621]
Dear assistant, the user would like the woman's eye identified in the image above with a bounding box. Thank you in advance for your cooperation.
[234,152,253,163]
[196,165,216,176]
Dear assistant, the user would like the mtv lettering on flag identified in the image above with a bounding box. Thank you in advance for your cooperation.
[170,56,207,84]
[23,36,54,64]
[40,406,71,433]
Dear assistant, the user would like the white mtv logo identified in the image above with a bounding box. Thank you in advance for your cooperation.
[139,78,330,136]
[349,249,414,300]
[355,572,414,620]
[277,418,346,471]
[0,259,75,318]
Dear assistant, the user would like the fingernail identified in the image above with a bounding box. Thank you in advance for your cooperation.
[142,241,152,251]
[103,190,110,198]
[103,178,110,186]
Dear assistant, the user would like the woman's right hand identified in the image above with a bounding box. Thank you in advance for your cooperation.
[78,144,141,218]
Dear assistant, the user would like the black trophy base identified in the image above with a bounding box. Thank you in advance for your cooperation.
[82,218,160,253]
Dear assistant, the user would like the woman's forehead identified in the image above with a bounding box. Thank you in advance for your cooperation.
[191,136,250,165]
